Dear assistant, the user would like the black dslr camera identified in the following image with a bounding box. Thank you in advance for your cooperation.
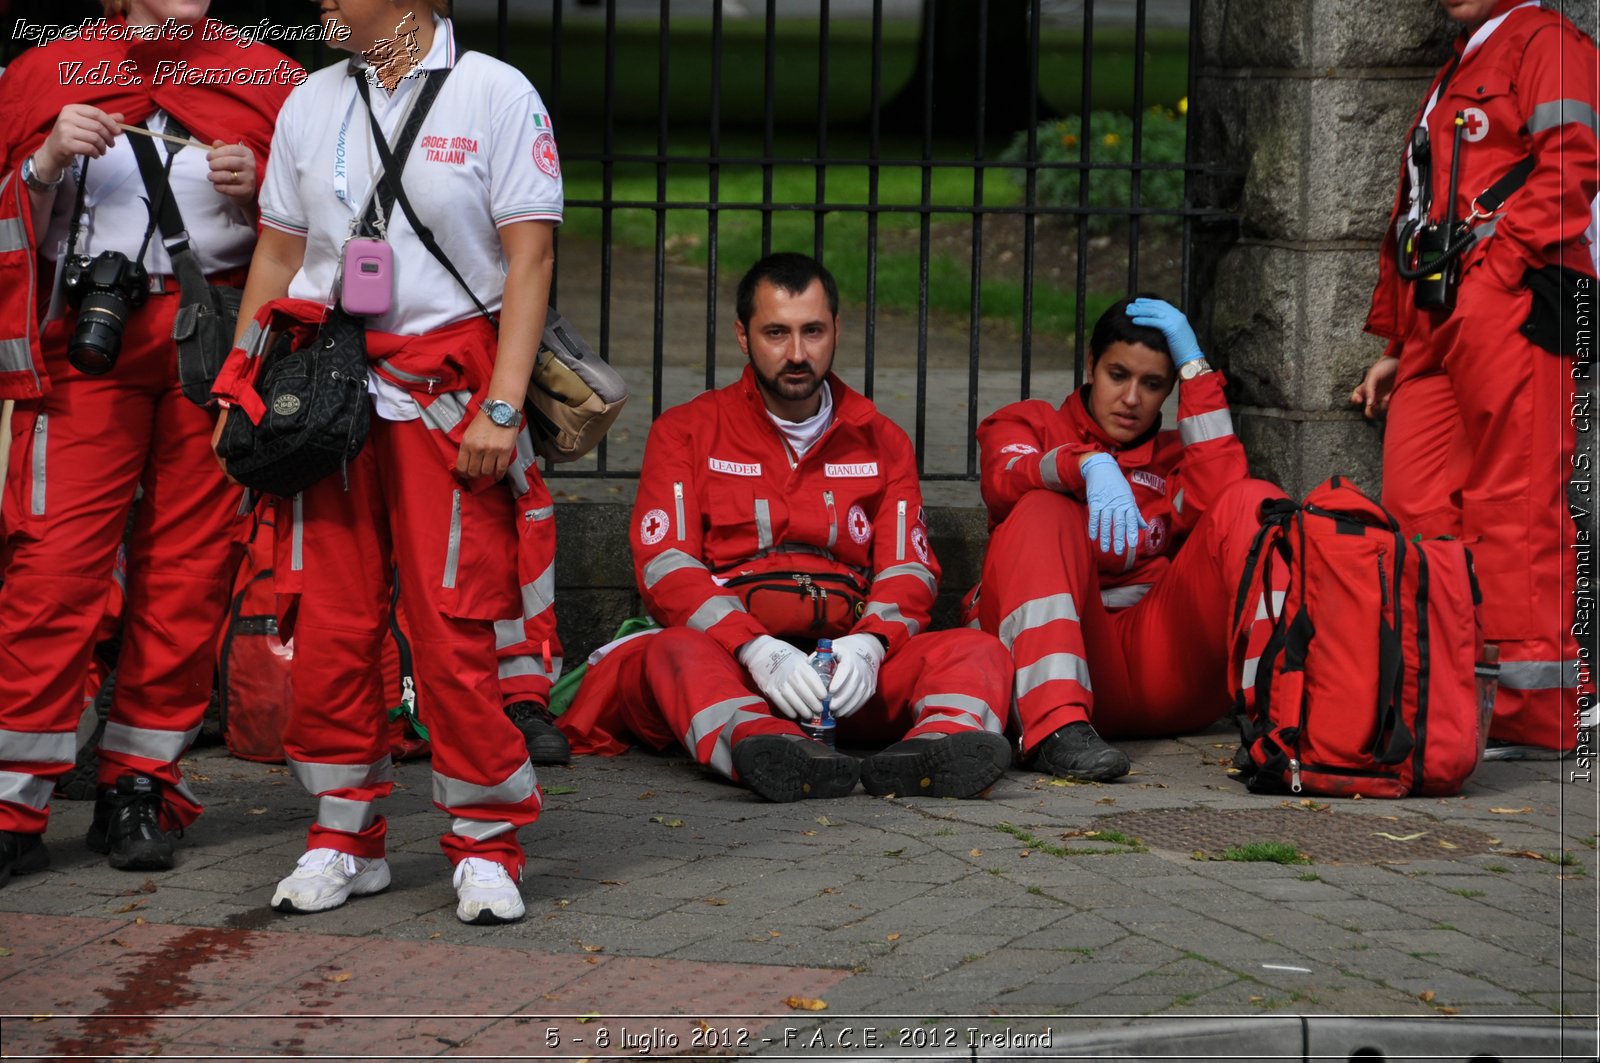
[60,250,149,375]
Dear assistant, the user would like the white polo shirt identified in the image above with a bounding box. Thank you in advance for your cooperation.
[259,16,563,338]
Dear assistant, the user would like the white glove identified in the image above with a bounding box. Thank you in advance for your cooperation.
[821,634,886,719]
[738,635,827,720]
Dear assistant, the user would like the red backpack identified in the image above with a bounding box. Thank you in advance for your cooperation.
[1229,477,1484,798]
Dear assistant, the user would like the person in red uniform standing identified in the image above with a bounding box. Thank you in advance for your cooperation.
[0,0,296,884]
[971,297,1286,780]
[559,253,1014,801]
[1351,0,1597,758]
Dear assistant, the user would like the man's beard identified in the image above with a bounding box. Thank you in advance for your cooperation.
[752,354,829,408]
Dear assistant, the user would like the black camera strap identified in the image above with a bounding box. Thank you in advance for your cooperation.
[354,66,496,327]
[127,119,210,304]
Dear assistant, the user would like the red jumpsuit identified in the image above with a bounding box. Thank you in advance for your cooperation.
[1366,1,1597,750]
[213,301,554,874]
[0,29,294,835]
[559,367,1012,773]
[971,375,1284,753]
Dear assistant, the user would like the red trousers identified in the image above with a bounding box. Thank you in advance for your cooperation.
[559,627,1013,777]
[979,479,1284,753]
[1384,269,1580,750]
[0,297,243,833]
[278,416,544,874]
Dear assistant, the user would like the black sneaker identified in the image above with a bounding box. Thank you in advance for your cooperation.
[861,731,1013,799]
[731,734,860,803]
[506,701,572,766]
[1034,722,1130,782]
[0,831,49,888]
[86,775,176,871]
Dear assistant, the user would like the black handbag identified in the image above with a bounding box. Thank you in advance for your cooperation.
[1521,264,1595,359]
[214,307,372,498]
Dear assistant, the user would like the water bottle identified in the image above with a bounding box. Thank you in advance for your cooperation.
[1475,642,1500,762]
[802,638,838,749]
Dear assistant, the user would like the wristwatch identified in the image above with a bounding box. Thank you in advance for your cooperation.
[1178,357,1213,381]
[482,399,523,429]
[21,155,64,194]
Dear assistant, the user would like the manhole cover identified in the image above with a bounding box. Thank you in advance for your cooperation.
[1093,807,1499,863]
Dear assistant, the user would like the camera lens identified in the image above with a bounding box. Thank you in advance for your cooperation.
[67,291,128,374]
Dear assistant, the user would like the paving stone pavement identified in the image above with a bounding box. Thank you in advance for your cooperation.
[1,723,1596,1059]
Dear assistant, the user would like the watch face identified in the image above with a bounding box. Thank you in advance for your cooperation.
[486,401,517,426]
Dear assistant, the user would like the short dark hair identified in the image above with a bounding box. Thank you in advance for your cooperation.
[737,253,840,330]
[1089,294,1173,363]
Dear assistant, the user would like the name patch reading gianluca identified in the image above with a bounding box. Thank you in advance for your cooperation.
[709,457,762,476]
[825,462,879,478]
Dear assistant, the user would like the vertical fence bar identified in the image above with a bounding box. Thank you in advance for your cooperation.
[966,1,990,479]
[706,0,725,391]
[1128,0,1148,292]
[914,0,937,474]
[761,0,777,256]
[1182,0,1201,308]
[595,0,618,474]
[1020,0,1042,400]
[1071,0,1096,390]
[864,0,884,400]
[548,0,563,308]
[814,0,830,261]
[652,0,672,420]
[495,0,508,61]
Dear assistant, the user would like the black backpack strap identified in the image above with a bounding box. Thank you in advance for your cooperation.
[125,121,210,302]
[350,66,451,235]
[355,65,497,326]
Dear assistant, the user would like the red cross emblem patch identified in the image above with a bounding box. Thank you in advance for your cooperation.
[639,508,669,546]
[1460,107,1490,143]
[847,504,872,545]
[533,132,561,177]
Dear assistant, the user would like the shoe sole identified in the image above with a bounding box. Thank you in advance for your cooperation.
[1036,747,1131,782]
[528,738,572,766]
[1482,746,1573,762]
[272,863,392,914]
[458,904,525,926]
[862,731,1013,799]
[733,738,860,803]
[0,842,50,888]
[107,843,176,872]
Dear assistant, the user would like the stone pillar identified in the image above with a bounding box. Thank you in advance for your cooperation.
[1189,0,1595,498]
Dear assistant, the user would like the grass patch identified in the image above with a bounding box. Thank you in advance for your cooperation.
[1026,885,1045,896]
[1484,864,1509,873]
[1546,851,1581,866]
[994,821,1146,857]
[1217,842,1309,865]
[1446,888,1486,898]
[1296,872,1321,882]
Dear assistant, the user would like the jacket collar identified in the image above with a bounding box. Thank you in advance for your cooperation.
[1061,385,1162,461]
[734,364,877,428]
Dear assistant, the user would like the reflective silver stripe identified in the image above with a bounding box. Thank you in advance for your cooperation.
[495,618,525,650]
[685,696,767,777]
[896,500,907,561]
[1254,590,1288,623]
[1471,216,1500,244]
[1528,98,1600,138]
[444,490,462,589]
[0,771,55,810]
[527,505,555,522]
[825,491,837,549]
[508,427,538,497]
[1040,447,1066,490]
[1122,543,1140,573]
[1100,583,1151,609]
[998,593,1080,651]
[912,693,1005,734]
[1006,455,1025,471]
[317,794,377,834]
[1015,652,1093,698]
[754,499,773,550]
[31,413,46,516]
[1178,409,1235,446]
[420,389,471,434]
[1173,488,1185,515]
[500,654,563,681]
[0,336,33,376]
[0,729,77,765]
[433,758,537,809]
[100,722,200,764]
[451,816,515,842]
[287,756,393,795]
[673,482,686,541]
[375,359,438,385]
[172,777,199,809]
[1241,656,1260,689]
[291,494,304,571]
[520,562,555,618]
[0,217,25,254]
[875,562,937,597]
[1500,659,1580,691]
[239,318,266,357]
[644,548,708,589]
[687,594,746,632]
[862,600,920,637]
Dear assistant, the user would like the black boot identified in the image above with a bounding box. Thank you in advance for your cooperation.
[731,734,860,803]
[861,730,1012,799]
[0,831,49,887]
[1034,722,1130,781]
[505,701,572,765]
[86,775,176,871]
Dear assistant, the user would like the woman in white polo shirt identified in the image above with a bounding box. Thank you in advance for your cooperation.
[215,0,563,925]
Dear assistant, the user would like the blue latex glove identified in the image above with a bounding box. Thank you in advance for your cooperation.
[1127,297,1204,368]
[1080,452,1148,557]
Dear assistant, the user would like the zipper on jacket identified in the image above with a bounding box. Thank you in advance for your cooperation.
[291,494,305,572]
[673,481,686,541]
[30,413,47,516]
[896,499,907,561]
[444,490,462,588]
[824,490,838,549]
[1289,757,1302,794]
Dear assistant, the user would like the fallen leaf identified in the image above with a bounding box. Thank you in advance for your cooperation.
[886,933,900,942]
[138,878,157,894]
[113,901,145,914]
[664,819,684,829]
[883,848,905,857]
[767,930,781,938]
[815,816,834,826]
[556,899,571,908]
[1437,1006,1459,1015]
[1437,840,1459,850]
[1191,851,1209,860]
[110,938,130,948]
[970,849,984,857]
[649,816,684,828]
[544,786,578,796]
[134,917,146,925]
[1373,831,1427,842]
[1489,807,1533,815]
[784,996,827,1011]
[326,971,353,983]
[704,897,728,906]
[0,947,12,957]
[818,887,838,895]
[598,879,624,886]
[801,830,818,837]
[584,956,600,965]
[246,808,268,815]
[577,1011,601,1023]
[1352,794,1362,800]
[267,766,289,774]
[1049,778,1076,787]
[1020,849,1032,858]
[1418,990,1436,1002]
[428,933,442,940]
[1248,996,1265,1004]
[31,1015,50,1023]
[580,943,604,953]
[636,791,655,799]
[188,773,211,783]
[1096,797,1116,805]
[1503,850,1549,860]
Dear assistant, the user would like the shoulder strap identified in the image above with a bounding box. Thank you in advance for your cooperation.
[352,66,451,234]
[355,64,496,326]
[125,121,209,300]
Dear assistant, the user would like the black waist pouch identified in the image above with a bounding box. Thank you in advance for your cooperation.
[1521,265,1595,359]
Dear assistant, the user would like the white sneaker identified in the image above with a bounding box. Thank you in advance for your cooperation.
[272,848,391,914]
[452,857,525,925]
